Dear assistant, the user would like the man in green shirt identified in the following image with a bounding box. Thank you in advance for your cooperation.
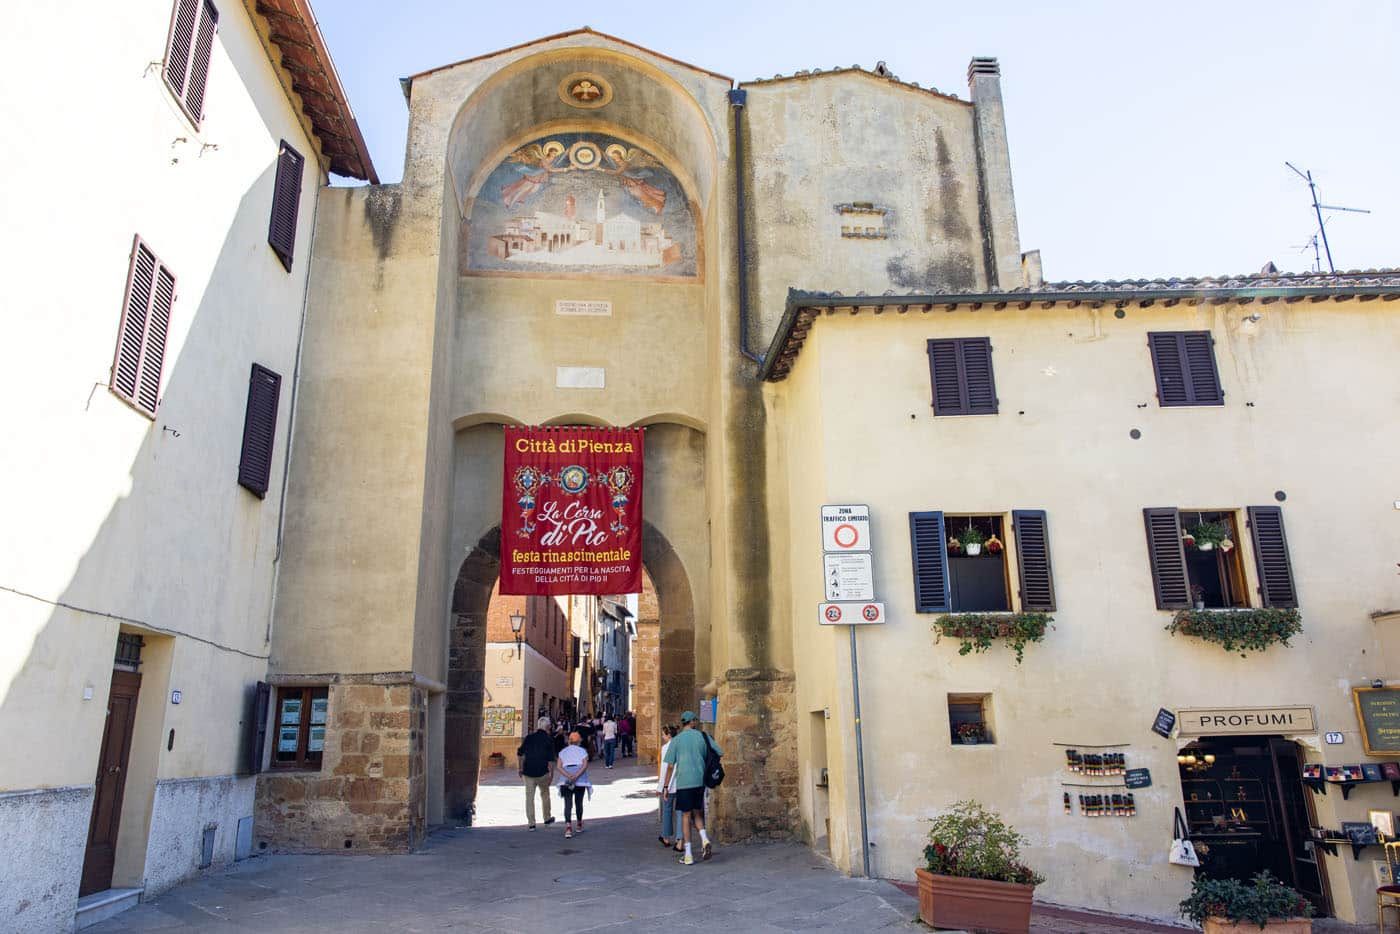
[661,711,720,865]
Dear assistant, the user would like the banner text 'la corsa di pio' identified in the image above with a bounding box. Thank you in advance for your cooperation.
[500,426,643,595]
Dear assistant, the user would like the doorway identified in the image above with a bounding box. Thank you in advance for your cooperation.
[1177,735,1330,915]
[80,668,141,896]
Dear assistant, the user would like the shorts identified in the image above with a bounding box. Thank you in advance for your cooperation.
[674,786,705,813]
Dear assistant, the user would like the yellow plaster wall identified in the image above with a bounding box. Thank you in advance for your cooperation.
[778,299,1400,921]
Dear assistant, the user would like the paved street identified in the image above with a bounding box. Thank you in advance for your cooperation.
[90,758,1371,932]
[91,759,920,933]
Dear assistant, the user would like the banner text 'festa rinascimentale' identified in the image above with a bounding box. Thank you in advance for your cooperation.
[499,426,644,595]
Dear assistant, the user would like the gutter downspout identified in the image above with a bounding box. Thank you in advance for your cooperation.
[729,88,763,365]
[263,177,322,646]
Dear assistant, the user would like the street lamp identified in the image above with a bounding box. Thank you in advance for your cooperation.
[509,610,524,658]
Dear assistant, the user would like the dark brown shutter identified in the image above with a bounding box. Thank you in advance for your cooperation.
[1012,509,1056,611]
[163,0,200,98]
[1247,506,1298,608]
[927,337,997,416]
[1143,507,1189,609]
[237,364,281,497]
[267,141,304,271]
[112,240,156,403]
[1149,331,1222,407]
[183,1,218,126]
[926,339,964,414]
[960,337,998,414]
[111,237,175,417]
[909,511,951,612]
[246,681,270,775]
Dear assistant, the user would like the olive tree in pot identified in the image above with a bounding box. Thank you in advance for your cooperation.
[1179,872,1313,933]
[917,800,1043,933]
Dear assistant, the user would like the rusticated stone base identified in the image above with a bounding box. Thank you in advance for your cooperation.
[256,676,426,853]
[711,668,799,842]
[633,618,661,764]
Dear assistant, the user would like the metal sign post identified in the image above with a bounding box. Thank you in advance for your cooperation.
[820,504,876,878]
[849,624,871,878]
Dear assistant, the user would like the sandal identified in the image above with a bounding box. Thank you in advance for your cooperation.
[658,836,671,847]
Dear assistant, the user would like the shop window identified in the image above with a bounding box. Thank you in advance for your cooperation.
[947,694,993,745]
[272,686,327,769]
[909,510,1056,613]
[1144,506,1297,610]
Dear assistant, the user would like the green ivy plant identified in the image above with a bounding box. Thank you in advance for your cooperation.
[934,613,1052,663]
[924,800,1044,886]
[1166,608,1303,656]
[1179,871,1313,927]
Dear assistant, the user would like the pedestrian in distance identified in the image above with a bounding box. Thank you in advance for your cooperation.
[555,730,592,838]
[662,711,721,865]
[516,716,556,830]
[618,711,634,758]
[657,724,680,850]
[602,713,618,768]
[575,717,594,760]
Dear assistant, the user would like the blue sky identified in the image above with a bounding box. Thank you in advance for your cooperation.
[316,1,1398,281]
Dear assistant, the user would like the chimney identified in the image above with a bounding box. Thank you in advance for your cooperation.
[967,57,1023,289]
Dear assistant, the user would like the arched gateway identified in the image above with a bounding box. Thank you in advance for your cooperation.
[258,31,798,854]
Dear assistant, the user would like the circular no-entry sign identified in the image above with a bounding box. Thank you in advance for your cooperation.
[832,523,860,549]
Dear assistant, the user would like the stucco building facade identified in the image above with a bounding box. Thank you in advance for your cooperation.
[6,16,1400,930]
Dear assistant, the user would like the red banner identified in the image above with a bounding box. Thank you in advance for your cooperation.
[500,426,644,595]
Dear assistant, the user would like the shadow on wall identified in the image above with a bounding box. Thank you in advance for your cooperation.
[1,161,301,928]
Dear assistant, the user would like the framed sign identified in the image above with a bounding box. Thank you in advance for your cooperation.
[1151,708,1176,738]
[1125,768,1152,789]
[1353,687,1400,756]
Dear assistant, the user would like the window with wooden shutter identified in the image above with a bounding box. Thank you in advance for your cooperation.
[245,681,270,775]
[238,364,281,497]
[110,236,176,418]
[1148,331,1223,407]
[1143,507,1190,609]
[909,511,951,612]
[268,141,304,271]
[1012,510,1056,611]
[162,0,219,127]
[1247,506,1298,608]
[926,337,998,415]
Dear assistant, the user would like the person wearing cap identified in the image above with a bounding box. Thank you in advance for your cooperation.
[516,716,557,830]
[661,710,721,865]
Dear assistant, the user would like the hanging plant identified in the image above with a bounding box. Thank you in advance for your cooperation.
[985,534,1004,555]
[946,535,963,556]
[1186,521,1229,552]
[934,613,1053,663]
[1166,608,1303,656]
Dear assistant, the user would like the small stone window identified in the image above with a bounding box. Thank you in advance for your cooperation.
[835,202,890,239]
[272,686,328,770]
[948,693,994,745]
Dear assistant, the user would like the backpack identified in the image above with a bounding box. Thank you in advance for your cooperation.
[700,731,725,788]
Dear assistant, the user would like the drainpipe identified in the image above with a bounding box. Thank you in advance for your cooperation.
[729,88,763,365]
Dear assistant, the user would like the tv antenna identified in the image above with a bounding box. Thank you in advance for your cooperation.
[1285,162,1370,273]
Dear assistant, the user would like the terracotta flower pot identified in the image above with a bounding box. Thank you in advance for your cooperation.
[1203,918,1311,934]
[915,868,1034,933]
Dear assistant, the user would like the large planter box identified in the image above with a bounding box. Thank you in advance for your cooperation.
[915,868,1034,933]
[1203,919,1311,934]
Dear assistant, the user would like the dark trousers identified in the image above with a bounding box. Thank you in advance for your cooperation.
[561,785,585,822]
[604,738,617,767]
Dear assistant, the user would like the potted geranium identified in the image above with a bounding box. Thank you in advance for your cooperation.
[918,800,1042,933]
[956,722,985,745]
[1179,872,1313,933]
[962,527,987,556]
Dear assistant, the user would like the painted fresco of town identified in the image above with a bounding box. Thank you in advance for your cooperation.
[465,133,697,277]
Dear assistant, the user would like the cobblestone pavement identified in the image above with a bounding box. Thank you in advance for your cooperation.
[91,758,1372,932]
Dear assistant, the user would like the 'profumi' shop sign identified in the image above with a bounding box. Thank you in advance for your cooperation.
[1175,706,1317,736]
[500,425,643,595]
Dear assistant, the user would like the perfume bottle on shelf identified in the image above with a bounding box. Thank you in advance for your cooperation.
[1126,793,1136,816]
[1064,792,1072,815]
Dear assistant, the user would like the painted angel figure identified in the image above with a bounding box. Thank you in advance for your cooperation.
[603,144,667,214]
[500,141,569,208]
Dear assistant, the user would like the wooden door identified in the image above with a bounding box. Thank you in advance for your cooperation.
[1268,738,1331,915]
[80,670,141,896]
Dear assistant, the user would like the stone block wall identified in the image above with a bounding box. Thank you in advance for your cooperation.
[633,618,661,763]
[256,677,425,853]
[711,668,799,842]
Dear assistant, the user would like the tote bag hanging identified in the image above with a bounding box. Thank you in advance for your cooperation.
[1169,806,1200,867]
